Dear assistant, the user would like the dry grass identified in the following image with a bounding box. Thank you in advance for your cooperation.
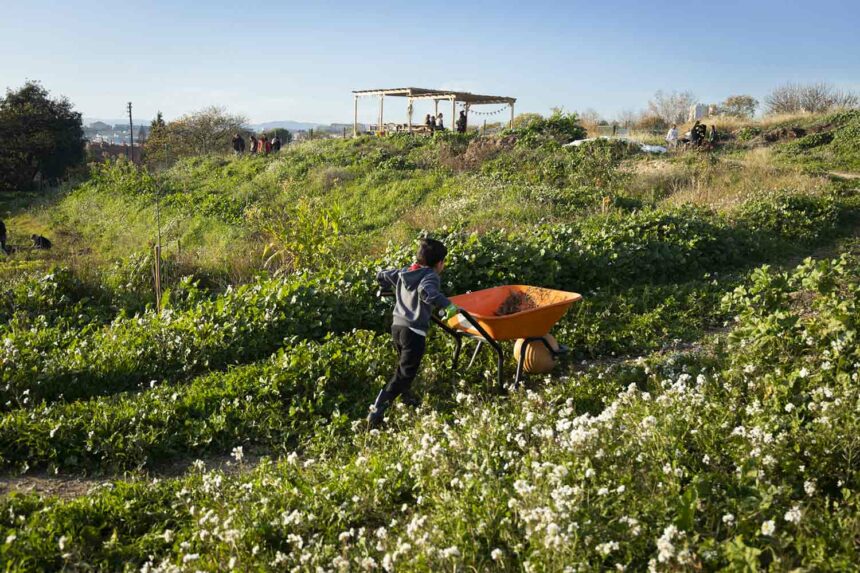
[626,149,830,211]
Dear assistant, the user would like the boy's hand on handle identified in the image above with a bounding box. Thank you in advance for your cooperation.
[441,304,460,321]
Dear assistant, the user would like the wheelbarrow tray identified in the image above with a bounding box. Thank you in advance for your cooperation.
[447,285,582,341]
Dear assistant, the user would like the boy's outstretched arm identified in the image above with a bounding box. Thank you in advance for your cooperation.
[376,268,399,291]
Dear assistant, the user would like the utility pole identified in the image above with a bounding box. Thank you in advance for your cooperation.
[127,102,134,162]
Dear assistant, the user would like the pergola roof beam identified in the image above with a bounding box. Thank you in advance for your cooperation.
[352,87,515,105]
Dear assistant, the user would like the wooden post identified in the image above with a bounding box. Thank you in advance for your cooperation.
[353,95,358,137]
[433,99,439,118]
[378,95,384,135]
[509,102,515,129]
[153,244,162,312]
[451,97,456,132]
[407,97,413,133]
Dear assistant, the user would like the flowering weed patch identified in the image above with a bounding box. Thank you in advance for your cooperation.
[1,255,859,570]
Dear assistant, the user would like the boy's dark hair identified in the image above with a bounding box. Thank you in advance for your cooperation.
[417,238,447,267]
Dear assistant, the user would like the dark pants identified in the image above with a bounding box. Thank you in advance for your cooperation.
[384,325,426,396]
[368,325,427,424]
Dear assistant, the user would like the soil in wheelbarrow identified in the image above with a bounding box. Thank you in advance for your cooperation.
[494,288,559,316]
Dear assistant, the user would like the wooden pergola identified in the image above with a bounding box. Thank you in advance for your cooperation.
[352,87,516,136]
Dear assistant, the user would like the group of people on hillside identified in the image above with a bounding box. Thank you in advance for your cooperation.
[424,110,469,134]
[665,121,718,149]
[231,133,283,155]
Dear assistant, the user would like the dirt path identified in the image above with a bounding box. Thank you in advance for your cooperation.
[0,451,268,501]
[829,171,860,180]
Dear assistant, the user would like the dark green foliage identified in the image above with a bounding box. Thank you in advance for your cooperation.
[736,126,762,142]
[735,191,841,243]
[0,331,389,472]
[775,110,860,171]
[0,81,85,191]
[510,109,587,147]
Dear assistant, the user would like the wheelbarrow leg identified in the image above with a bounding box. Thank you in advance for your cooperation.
[467,340,484,369]
[514,340,527,388]
[452,334,463,372]
[484,339,504,395]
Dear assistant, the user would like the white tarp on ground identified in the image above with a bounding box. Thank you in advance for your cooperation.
[563,136,667,154]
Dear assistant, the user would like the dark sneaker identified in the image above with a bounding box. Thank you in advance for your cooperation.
[366,413,384,431]
[400,390,421,408]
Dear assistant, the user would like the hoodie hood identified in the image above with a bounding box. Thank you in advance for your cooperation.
[400,266,434,290]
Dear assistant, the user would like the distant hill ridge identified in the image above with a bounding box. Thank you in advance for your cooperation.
[84,118,357,133]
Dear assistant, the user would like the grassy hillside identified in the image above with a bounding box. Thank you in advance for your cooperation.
[1,111,859,571]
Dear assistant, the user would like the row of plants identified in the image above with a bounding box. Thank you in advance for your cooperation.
[0,269,385,410]
[3,191,855,410]
[1,254,857,570]
[0,331,389,473]
[0,272,736,474]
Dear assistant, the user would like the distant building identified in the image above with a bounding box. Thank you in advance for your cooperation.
[688,104,710,122]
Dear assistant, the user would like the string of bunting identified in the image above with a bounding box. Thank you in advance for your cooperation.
[457,102,511,116]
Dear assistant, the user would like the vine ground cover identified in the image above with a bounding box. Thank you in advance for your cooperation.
[2,115,860,571]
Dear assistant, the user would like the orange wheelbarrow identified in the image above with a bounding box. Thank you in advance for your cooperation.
[433,285,583,391]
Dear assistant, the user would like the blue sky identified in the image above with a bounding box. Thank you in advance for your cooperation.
[1,0,858,125]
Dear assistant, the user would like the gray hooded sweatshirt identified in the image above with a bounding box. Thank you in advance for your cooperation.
[377,266,451,335]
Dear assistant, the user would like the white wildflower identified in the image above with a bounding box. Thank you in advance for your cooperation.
[596,540,619,556]
[656,525,678,563]
[231,446,244,463]
[784,506,802,524]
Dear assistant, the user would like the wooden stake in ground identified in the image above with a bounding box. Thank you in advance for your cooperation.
[153,244,162,312]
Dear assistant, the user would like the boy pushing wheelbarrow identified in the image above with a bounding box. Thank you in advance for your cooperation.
[368,238,458,429]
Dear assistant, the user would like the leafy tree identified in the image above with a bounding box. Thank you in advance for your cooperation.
[143,106,247,168]
[143,111,172,168]
[0,81,85,191]
[720,95,758,118]
[172,106,247,155]
[648,90,696,124]
[262,127,293,144]
[765,82,859,115]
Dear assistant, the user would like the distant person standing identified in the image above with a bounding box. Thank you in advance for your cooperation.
[231,133,245,155]
[709,125,718,144]
[249,135,258,155]
[263,135,272,155]
[666,124,678,148]
[436,113,444,131]
[429,115,437,132]
[271,134,282,152]
[0,219,8,255]
[456,110,467,133]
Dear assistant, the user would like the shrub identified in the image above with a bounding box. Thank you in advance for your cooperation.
[511,109,587,146]
[736,191,840,243]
